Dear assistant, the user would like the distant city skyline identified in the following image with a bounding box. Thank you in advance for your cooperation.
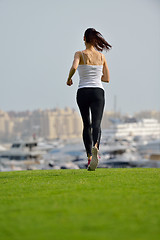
[0,0,160,114]
[1,107,159,143]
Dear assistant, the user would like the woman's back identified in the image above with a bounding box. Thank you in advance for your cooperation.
[79,49,103,66]
[77,50,104,89]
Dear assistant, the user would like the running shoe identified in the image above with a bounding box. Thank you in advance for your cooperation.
[88,146,99,171]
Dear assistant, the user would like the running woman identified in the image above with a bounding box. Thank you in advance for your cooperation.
[67,28,112,170]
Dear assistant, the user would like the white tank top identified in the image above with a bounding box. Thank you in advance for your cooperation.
[77,52,104,90]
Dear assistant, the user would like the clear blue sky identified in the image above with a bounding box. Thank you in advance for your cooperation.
[0,0,160,114]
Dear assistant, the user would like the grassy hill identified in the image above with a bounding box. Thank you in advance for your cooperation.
[0,168,160,240]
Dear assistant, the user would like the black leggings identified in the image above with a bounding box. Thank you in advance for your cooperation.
[76,87,105,156]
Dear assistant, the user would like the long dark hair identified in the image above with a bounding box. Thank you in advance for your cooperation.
[84,28,112,52]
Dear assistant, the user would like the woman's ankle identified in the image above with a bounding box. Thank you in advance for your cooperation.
[87,154,92,159]
[94,143,98,148]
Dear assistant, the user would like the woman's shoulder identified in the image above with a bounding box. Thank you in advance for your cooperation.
[74,51,82,56]
[73,51,82,61]
[101,53,107,64]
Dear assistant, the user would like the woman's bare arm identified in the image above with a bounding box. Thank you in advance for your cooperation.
[101,54,110,83]
[67,52,80,86]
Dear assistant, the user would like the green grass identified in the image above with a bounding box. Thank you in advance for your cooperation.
[0,168,160,240]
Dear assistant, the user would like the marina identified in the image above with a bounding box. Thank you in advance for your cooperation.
[0,118,160,171]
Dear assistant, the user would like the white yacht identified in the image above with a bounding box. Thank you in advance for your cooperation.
[0,140,46,160]
[104,118,160,139]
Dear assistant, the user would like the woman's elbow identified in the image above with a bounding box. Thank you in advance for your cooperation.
[72,65,77,71]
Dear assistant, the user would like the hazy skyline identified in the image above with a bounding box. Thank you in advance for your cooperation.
[0,0,160,114]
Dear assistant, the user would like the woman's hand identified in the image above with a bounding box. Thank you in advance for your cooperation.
[66,79,73,86]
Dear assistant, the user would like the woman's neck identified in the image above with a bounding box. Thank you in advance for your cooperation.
[85,43,95,51]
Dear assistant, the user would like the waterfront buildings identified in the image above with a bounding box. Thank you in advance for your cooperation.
[0,108,160,143]
[0,108,82,142]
